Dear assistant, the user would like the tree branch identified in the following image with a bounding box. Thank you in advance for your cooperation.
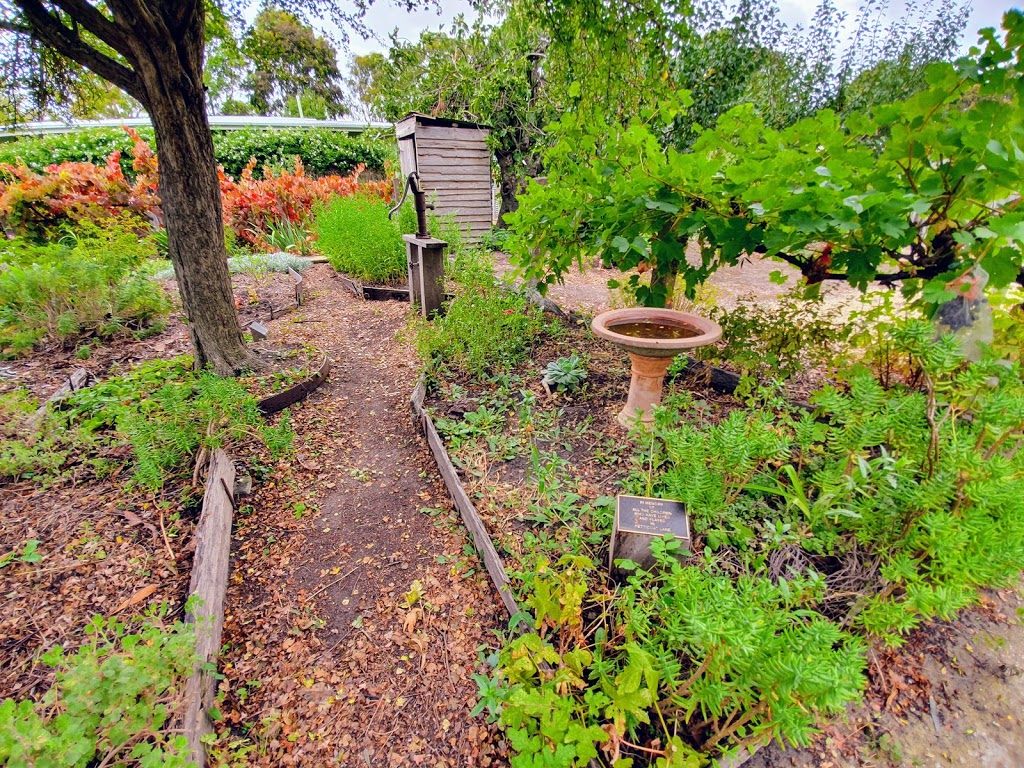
[12,0,144,101]
[762,246,954,286]
[48,0,130,56]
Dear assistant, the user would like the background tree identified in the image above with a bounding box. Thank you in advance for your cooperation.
[243,5,347,118]
[204,3,248,114]
[0,0,428,374]
[354,11,550,223]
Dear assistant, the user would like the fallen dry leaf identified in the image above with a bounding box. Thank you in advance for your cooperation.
[111,584,158,614]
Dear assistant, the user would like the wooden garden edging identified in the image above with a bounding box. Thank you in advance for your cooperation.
[256,354,331,416]
[339,274,453,304]
[410,377,520,618]
[410,371,761,768]
[182,449,235,766]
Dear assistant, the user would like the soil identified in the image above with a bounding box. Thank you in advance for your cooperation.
[0,266,509,767]
[211,267,509,767]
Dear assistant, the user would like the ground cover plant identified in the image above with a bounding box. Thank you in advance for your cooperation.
[0,610,196,767]
[0,224,169,358]
[0,356,293,489]
[421,299,1024,765]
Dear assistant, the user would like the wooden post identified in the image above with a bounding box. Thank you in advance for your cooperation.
[182,449,235,767]
[403,234,448,318]
[406,238,422,307]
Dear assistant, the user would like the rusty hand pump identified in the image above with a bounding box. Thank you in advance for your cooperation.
[388,172,433,239]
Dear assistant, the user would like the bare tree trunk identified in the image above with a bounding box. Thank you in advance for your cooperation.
[496,150,520,227]
[133,15,255,374]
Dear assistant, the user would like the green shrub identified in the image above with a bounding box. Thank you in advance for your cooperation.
[691,293,852,381]
[61,357,293,491]
[212,128,392,179]
[479,551,864,765]
[416,250,546,376]
[0,129,150,177]
[0,611,195,767]
[2,357,294,488]
[0,127,392,180]
[0,227,168,357]
[314,193,406,283]
[648,322,1024,646]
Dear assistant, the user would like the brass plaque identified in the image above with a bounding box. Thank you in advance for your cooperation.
[615,495,689,538]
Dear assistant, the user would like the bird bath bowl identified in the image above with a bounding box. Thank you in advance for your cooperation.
[592,308,722,428]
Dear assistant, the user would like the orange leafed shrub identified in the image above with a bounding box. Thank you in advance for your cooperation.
[0,128,391,247]
[0,131,159,237]
[219,156,391,249]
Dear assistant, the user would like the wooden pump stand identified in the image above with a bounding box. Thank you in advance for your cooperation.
[404,234,447,319]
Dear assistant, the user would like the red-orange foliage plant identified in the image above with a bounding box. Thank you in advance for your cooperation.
[219,157,391,250]
[0,128,391,248]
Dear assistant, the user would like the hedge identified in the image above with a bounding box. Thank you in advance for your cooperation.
[0,127,393,179]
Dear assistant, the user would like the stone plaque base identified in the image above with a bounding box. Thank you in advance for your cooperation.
[610,494,690,576]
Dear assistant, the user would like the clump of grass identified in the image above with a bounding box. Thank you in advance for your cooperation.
[0,229,168,358]
[314,193,405,284]
[416,250,547,376]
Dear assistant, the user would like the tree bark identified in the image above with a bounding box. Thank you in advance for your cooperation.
[128,8,255,374]
[496,149,521,227]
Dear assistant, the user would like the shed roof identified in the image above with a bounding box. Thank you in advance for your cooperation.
[395,113,491,138]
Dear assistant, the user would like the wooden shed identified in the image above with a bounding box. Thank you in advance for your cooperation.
[396,114,493,244]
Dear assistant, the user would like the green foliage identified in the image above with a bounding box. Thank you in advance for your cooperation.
[152,251,313,282]
[0,128,151,177]
[0,610,195,767]
[648,323,1024,645]
[261,217,315,255]
[212,129,392,180]
[2,357,293,489]
[542,354,588,392]
[64,357,292,491]
[314,193,406,283]
[0,128,391,180]
[693,294,852,381]
[415,250,547,376]
[242,7,347,118]
[0,225,168,357]
[989,286,1024,366]
[509,17,1024,306]
[482,552,863,764]
[481,227,514,252]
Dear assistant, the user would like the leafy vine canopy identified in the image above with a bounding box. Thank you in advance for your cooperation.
[508,12,1024,308]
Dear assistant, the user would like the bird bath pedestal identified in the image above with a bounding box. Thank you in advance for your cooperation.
[592,308,723,428]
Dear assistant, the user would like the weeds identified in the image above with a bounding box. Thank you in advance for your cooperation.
[416,250,547,376]
[0,609,195,767]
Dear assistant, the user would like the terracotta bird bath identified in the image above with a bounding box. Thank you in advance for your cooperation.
[592,308,723,428]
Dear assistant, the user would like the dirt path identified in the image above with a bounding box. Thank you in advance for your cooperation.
[217,267,507,767]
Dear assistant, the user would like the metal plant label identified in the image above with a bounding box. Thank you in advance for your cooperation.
[610,494,690,576]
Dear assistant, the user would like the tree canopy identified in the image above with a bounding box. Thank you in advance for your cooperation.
[243,5,347,118]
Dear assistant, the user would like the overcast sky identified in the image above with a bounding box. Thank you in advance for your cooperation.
[344,0,1019,56]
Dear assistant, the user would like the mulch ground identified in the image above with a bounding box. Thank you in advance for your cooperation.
[215,268,508,767]
[0,265,509,767]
